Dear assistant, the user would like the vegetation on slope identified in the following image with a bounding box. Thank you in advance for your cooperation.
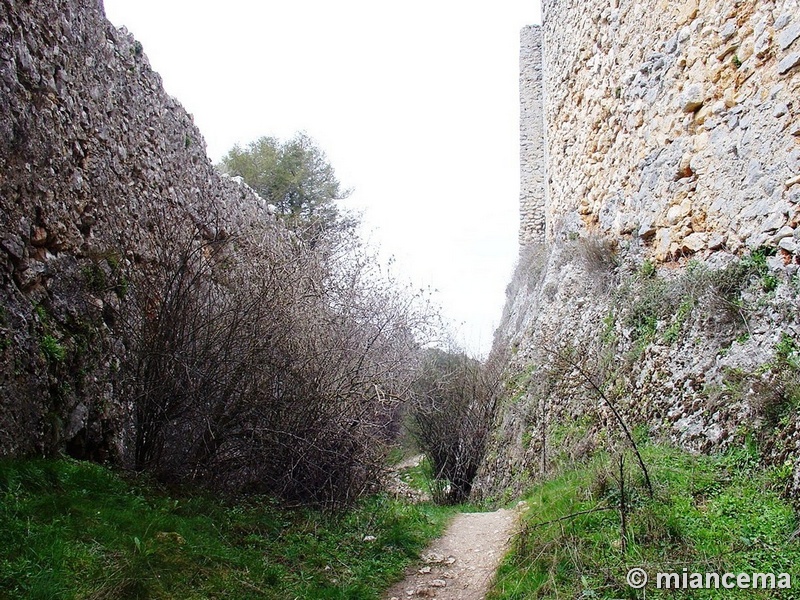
[488,441,800,599]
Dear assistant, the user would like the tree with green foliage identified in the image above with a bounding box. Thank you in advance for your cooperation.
[218,132,352,242]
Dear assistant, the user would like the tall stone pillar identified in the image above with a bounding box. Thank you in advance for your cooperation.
[519,25,545,248]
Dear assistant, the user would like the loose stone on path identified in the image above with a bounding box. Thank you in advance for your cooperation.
[385,505,524,599]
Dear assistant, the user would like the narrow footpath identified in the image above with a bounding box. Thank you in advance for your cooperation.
[384,507,520,599]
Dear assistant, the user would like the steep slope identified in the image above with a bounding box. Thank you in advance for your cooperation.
[479,0,800,500]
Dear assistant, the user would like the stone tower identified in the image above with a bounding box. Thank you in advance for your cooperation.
[518,25,545,247]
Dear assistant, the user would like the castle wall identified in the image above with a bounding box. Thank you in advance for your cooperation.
[519,25,546,246]
[483,0,800,499]
[0,0,285,460]
[536,0,800,257]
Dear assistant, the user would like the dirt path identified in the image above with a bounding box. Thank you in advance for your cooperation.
[393,454,426,471]
[384,506,522,599]
[385,454,431,504]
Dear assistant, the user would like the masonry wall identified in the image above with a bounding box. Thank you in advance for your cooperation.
[0,0,285,460]
[483,0,800,499]
[518,25,546,246]
[537,0,800,255]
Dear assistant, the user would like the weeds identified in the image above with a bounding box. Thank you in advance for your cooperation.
[621,248,778,350]
[577,234,619,292]
[488,443,800,599]
[578,234,619,274]
[506,243,548,298]
[81,263,107,293]
[82,253,129,298]
[662,298,693,344]
[775,333,800,369]
[710,246,775,299]
[40,335,66,362]
[639,259,656,278]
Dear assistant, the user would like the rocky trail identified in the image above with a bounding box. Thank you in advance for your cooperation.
[384,504,522,599]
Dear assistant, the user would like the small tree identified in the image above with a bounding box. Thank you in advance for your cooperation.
[543,341,653,497]
[219,132,352,242]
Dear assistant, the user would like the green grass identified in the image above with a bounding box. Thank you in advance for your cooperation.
[40,335,66,362]
[0,458,458,599]
[488,443,800,599]
[393,455,491,512]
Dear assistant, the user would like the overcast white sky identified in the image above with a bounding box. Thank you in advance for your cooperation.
[102,1,542,357]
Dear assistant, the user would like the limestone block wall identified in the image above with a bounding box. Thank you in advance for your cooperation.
[519,25,546,246]
[539,0,800,259]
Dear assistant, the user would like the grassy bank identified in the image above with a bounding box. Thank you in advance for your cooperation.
[489,442,800,599]
[0,458,457,599]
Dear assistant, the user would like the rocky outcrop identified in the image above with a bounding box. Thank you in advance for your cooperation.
[483,0,800,500]
[0,0,283,460]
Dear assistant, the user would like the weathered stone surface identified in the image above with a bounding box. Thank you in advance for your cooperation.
[762,210,788,232]
[707,233,726,250]
[680,84,705,112]
[495,0,800,501]
[666,199,691,225]
[773,103,789,117]
[772,225,795,242]
[519,26,546,247]
[525,0,800,248]
[679,232,707,253]
[677,0,699,25]
[778,52,800,75]
[719,19,737,42]
[777,21,800,51]
[779,236,798,253]
[638,221,657,239]
[776,13,793,31]
[0,0,285,460]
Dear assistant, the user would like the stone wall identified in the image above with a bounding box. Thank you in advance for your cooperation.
[487,0,800,499]
[518,25,546,246]
[0,0,284,461]
[534,0,800,254]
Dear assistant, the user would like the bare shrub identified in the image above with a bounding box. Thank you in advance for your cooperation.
[122,211,429,507]
[409,348,505,504]
[577,234,619,278]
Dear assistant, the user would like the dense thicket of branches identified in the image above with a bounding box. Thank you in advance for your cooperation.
[410,349,504,504]
[122,214,429,507]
